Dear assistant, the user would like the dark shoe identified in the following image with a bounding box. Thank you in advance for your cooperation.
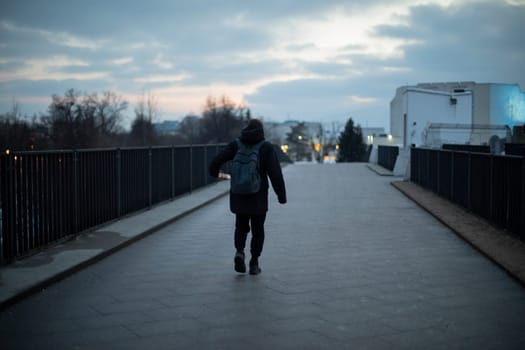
[234,251,246,273]
[249,258,261,275]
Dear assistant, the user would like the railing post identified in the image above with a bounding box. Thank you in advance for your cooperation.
[426,149,430,188]
[189,146,193,193]
[467,153,471,210]
[521,158,525,240]
[73,150,79,234]
[450,151,455,201]
[148,147,152,209]
[204,146,208,186]
[410,148,414,182]
[489,155,494,222]
[0,154,6,264]
[5,153,15,263]
[216,144,220,183]
[116,148,121,218]
[437,150,441,194]
[171,146,175,200]
[417,149,421,185]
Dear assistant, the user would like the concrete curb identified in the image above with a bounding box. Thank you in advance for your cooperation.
[0,182,230,310]
[366,163,394,176]
[392,180,525,286]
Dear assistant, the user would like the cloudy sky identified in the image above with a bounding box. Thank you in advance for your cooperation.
[1,0,524,130]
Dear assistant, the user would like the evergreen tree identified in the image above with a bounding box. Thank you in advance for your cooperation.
[337,117,366,162]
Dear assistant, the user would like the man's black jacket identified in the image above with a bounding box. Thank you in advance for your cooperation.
[209,125,286,214]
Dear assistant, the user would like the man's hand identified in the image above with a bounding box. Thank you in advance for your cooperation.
[218,172,231,180]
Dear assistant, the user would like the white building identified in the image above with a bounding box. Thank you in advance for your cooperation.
[390,82,525,147]
[361,127,386,145]
[382,81,525,177]
[390,87,473,147]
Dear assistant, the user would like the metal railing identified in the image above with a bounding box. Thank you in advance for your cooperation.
[505,143,525,156]
[442,144,491,153]
[411,147,525,240]
[0,144,225,264]
[378,145,399,171]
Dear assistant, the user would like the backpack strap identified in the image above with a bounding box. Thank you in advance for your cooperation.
[253,140,266,151]
[236,139,266,151]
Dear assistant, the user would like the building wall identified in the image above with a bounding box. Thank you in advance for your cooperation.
[361,127,385,144]
[390,88,472,146]
[488,84,525,127]
[472,83,491,125]
[390,87,405,139]
[407,90,472,146]
[403,82,525,128]
[390,81,525,146]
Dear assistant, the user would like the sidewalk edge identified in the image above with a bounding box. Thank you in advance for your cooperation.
[391,180,525,287]
[0,188,229,311]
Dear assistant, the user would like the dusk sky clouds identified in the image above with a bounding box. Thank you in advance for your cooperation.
[1,0,524,130]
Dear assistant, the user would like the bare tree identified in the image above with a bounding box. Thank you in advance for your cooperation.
[42,89,128,149]
[43,88,80,148]
[177,114,202,144]
[0,100,34,151]
[200,95,245,143]
[129,92,159,146]
[93,91,128,146]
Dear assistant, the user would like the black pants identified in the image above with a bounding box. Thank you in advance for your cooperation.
[235,213,266,258]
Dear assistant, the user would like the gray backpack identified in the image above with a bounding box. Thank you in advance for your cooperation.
[230,139,265,194]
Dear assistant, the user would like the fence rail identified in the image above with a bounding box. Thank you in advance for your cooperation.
[0,144,225,264]
[442,144,491,153]
[505,143,525,156]
[411,147,525,240]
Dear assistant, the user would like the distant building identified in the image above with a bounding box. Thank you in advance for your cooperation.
[153,120,180,135]
[265,120,329,162]
[264,121,293,145]
[390,82,524,147]
[361,127,385,145]
[264,120,322,144]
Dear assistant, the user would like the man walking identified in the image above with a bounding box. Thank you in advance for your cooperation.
[209,119,287,275]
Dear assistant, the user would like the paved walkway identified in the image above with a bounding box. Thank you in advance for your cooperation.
[1,163,525,349]
[0,179,231,308]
